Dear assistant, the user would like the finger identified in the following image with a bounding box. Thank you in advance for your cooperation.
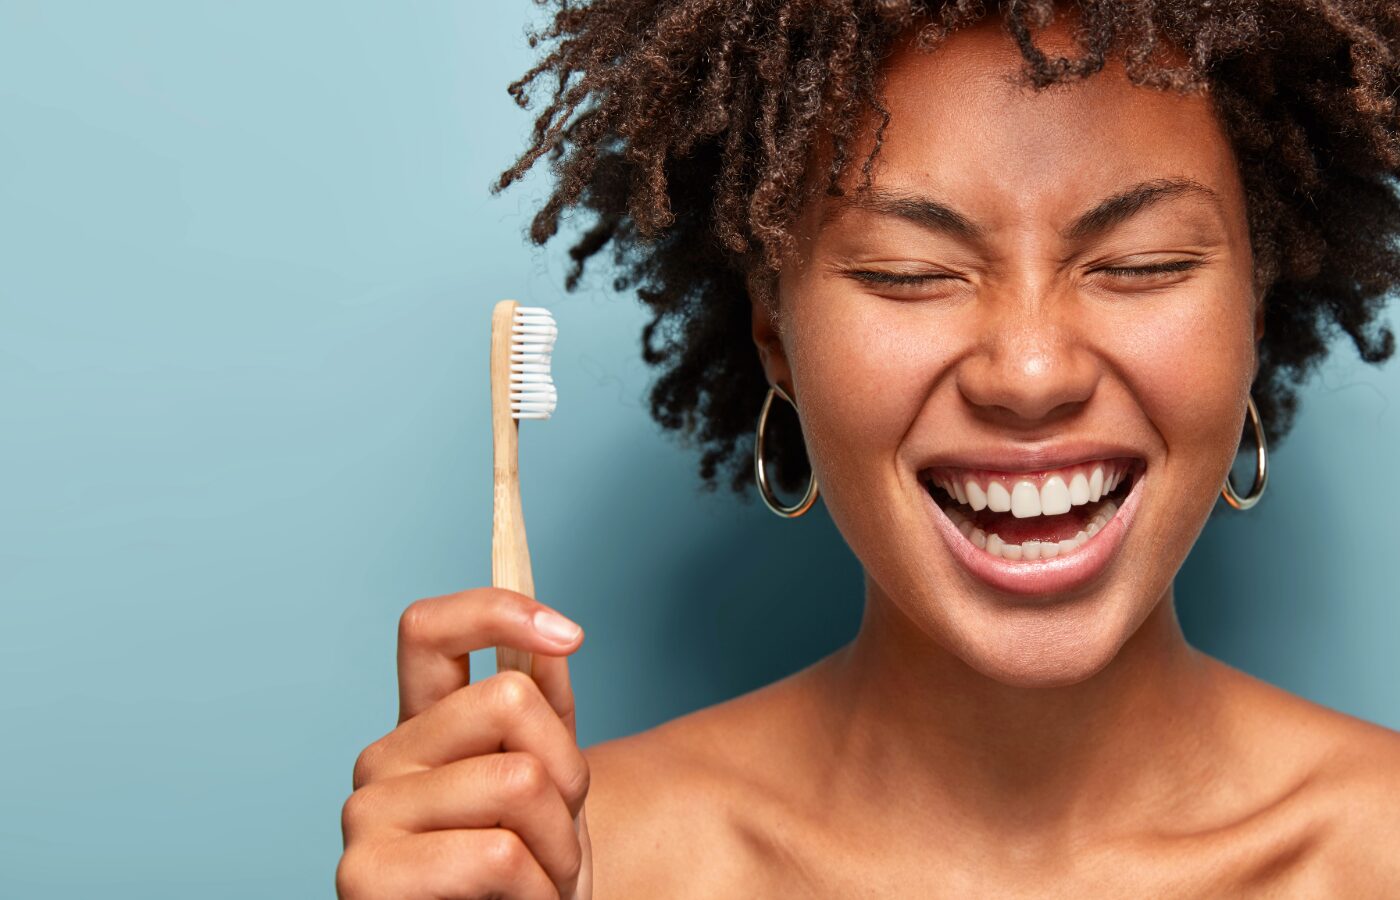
[574,801,593,899]
[396,587,584,723]
[357,670,590,818]
[527,640,580,742]
[337,828,558,900]
[342,752,582,898]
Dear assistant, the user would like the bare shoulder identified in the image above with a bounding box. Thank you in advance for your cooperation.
[1304,702,1400,894]
[579,669,818,899]
[1206,656,1400,893]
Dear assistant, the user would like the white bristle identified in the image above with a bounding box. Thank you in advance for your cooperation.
[509,306,557,419]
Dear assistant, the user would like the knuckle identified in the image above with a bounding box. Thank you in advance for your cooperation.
[487,585,533,618]
[494,752,551,803]
[487,669,541,717]
[554,690,577,724]
[479,829,531,879]
[352,739,386,790]
[339,786,378,838]
[560,753,591,811]
[480,589,535,639]
[397,598,437,648]
[335,847,373,898]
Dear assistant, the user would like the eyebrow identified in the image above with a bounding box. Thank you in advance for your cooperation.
[825,177,1222,243]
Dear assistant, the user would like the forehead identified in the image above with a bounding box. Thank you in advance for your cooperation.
[816,16,1244,232]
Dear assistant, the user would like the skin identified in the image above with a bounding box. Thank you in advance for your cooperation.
[338,11,1400,900]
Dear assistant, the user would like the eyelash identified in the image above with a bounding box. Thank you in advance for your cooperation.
[849,260,1201,286]
[1097,260,1201,278]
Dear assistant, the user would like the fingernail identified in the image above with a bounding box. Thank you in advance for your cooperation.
[533,609,582,643]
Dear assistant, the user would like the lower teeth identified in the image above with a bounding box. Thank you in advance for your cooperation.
[944,501,1119,560]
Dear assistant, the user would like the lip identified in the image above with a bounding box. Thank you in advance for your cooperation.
[919,460,1148,598]
[912,441,1147,476]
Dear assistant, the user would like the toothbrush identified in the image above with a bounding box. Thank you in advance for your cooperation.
[490,300,558,678]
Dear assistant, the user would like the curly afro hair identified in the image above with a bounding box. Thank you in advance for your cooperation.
[492,0,1400,497]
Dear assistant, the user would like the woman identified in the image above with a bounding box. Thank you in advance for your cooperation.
[338,2,1400,896]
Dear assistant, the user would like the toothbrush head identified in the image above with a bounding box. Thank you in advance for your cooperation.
[509,305,557,420]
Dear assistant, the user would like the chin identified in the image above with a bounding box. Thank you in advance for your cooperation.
[950,601,1144,688]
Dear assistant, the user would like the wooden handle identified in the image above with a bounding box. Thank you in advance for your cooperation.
[490,299,535,678]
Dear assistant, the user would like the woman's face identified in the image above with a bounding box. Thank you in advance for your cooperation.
[754,17,1260,687]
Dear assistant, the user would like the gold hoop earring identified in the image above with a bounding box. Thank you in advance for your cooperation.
[754,383,820,518]
[1222,394,1268,511]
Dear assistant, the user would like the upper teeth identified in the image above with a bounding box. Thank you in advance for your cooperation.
[925,460,1132,519]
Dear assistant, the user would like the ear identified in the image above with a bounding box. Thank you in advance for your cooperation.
[748,269,794,398]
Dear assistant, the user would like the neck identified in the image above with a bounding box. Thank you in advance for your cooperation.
[813,574,1222,845]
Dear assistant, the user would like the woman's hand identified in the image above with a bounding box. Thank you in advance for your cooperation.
[337,588,592,899]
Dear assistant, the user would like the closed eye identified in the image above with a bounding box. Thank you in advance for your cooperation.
[846,270,957,286]
[1095,261,1201,278]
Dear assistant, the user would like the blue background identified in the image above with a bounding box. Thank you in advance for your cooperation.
[1,2,1395,896]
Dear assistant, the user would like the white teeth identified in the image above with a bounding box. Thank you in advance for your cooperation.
[1010,481,1041,518]
[1069,473,1089,505]
[939,499,1122,561]
[928,461,1136,519]
[1040,476,1072,516]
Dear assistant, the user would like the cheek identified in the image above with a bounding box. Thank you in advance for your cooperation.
[1108,291,1255,458]
[786,297,945,483]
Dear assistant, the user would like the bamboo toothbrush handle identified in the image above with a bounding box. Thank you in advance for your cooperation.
[490,299,536,678]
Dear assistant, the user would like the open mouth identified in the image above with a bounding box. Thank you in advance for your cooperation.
[920,457,1145,562]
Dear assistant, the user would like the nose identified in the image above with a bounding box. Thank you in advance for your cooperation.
[954,291,1100,428]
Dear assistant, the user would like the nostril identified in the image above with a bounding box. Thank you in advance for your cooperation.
[954,348,1101,427]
